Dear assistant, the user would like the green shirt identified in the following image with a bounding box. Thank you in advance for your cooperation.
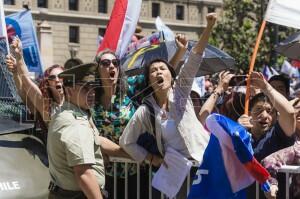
[47,102,105,191]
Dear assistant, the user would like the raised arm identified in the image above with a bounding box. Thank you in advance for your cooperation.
[250,71,296,136]
[6,55,37,114]
[176,13,217,97]
[199,71,234,125]
[7,37,47,121]
[192,13,217,55]
[169,34,188,71]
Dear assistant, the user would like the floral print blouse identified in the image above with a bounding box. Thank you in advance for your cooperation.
[91,76,147,178]
[262,139,300,198]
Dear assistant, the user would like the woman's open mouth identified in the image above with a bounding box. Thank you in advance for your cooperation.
[109,71,116,79]
[56,85,62,90]
[157,77,164,85]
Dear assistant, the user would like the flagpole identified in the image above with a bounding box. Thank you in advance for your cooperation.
[244,20,267,115]
[0,0,9,54]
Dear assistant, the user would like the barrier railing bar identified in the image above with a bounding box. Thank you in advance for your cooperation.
[108,157,300,199]
[125,162,128,199]
[113,162,117,199]
[137,163,140,199]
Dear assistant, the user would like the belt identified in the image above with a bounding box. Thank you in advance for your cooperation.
[48,182,86,198]
[48,182,108,199]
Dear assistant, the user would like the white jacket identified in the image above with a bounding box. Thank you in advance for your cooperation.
[119,51,210,163]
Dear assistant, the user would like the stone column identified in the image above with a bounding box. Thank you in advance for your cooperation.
[37,20,53,71]
[202,5,208,25]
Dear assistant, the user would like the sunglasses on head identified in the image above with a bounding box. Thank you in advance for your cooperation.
[47,75,62,81]
[99,59,120,67]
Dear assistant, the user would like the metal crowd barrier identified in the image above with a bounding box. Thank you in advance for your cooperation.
[109,157,200,199]
[255,165,300,199]
[109,157,300,199]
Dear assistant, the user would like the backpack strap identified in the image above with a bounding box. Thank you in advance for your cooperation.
[142,101,156,136]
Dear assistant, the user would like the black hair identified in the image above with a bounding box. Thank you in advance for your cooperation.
[94,49,127,103]
[249,92,270,111]
[143,58,176,97]
[268,74,290,94]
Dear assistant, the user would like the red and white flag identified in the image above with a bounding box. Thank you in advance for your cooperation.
[97,0,142,58]
[265,0,300,29]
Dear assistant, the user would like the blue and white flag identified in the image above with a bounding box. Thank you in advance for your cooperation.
[188,114,270,199]
[6,10,43,75]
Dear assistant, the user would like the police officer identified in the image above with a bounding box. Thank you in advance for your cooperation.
[47,62,105,199]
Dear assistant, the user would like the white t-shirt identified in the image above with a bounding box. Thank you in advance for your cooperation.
[160,109,190,158]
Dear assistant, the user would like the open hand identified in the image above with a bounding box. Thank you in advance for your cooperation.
[216,71,235,93]
[250,71,268,90]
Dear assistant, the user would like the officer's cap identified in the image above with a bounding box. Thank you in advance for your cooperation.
[58,62,99,86]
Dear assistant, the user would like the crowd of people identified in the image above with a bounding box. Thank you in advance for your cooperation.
[4,11,300,199]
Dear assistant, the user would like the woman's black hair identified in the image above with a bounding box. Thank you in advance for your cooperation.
[94,49,127,103]
[143,58,176,97]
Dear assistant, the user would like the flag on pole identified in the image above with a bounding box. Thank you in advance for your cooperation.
[155,16,175,41]
[188,114,270,199]
[0,0,9,55]
[262,65,279,80]
[97,0,142,58]
[125,31,161,57]
[6,10,43,75]
[281,60,300,78]
[265,0,300,29]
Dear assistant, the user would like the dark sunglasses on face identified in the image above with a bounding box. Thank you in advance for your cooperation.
[47,75,62,81]
[99,59,120,67]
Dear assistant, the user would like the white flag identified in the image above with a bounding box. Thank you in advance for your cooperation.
[265,0,300,29]
[155,16,175,41]
[281,60,299,78]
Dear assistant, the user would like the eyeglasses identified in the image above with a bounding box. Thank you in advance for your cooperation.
[99,59,120,67]
[47,75,62,81]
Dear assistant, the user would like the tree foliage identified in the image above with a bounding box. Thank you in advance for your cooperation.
[210,0,297,72]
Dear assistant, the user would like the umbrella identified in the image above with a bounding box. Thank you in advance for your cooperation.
[276,32,300,60]
[121,40,236,76]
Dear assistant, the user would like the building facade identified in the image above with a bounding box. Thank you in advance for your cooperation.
[4,0,223,70]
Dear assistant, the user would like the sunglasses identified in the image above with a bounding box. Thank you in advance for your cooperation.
[99,59,120,67]
[47,75,62,81]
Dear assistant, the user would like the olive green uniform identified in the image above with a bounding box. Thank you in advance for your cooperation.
[47,102,105,197]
